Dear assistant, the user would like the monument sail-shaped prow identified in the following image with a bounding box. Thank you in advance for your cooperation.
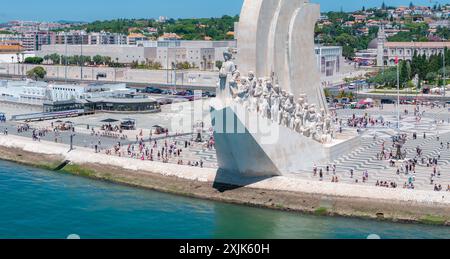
[237,0,279,76]
[237,0,326,111]
[210,0,349,178]
[288,2,328,113]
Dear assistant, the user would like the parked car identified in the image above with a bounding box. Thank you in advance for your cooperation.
[144,87,163,94]
[339,98,351,104]
[161,89,176,95]
[157,98,173,105]
[175,91,191,96]
[205,92,216,97]
[381,99,395,104]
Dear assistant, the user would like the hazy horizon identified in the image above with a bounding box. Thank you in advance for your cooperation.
[0,0,447,23]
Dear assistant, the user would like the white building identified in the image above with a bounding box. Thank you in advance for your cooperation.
[375,25,450,66]
[0,79,48,104]
[38,45,156,64]
[315,45,343,77]
[0,80,134,105]
[47,83,133,102]
[141,40,236,70]
[53,31,127,45]
[38,40,237,70]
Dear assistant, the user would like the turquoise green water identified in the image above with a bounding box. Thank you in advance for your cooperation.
[0,160,448,239]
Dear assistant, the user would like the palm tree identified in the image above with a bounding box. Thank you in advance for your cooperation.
[43,55,50,65]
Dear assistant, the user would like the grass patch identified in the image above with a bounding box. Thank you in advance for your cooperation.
[36,161,61,171]
[275,204,285,209]
[315,207,328,216]
[60,164,96,178]
[419,215,447,225]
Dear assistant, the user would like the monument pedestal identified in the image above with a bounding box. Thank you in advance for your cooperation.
[211,99,359,177]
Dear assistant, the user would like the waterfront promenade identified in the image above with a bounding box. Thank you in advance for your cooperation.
[0,133,449,205]
[0,100,449,223]
[0,132,449,228]
[1,101,450,191]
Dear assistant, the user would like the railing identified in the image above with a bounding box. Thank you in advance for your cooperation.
[11,109,86,121]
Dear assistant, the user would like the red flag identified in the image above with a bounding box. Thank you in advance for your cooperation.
[394,56,399,65]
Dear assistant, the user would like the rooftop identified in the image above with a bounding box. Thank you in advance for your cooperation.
[0,45,23,52]
[384,42,450,48]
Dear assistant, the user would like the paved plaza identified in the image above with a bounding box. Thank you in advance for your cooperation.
[0,100,217,168]
[1,101,450,191]
[306,104,450,192]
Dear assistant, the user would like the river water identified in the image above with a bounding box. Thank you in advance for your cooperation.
[0,160,448,239]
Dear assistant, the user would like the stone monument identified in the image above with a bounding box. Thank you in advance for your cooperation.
[210,0,356,177]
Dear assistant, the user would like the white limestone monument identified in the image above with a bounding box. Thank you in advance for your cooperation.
[211,0,353,177]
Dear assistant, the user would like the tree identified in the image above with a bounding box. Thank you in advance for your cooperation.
[24,57,44,64]
[399,61,410,87]
[323,88,331,98]
[49,53,61,65]
[426,72,438,83]
[26,66,46,80]
[93,55,103,65]
[102,56,109,65]
[215,60,223,70]
[43,55,50,64]
[81,55,92,65]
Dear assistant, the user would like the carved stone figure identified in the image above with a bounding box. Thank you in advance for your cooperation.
[293,97,306,132]
[216,65,335,143]
[218,50,236,97]
[247,71,257,96]
[270,86,281,123]
[232,78,250,103]
[260,94,271,118]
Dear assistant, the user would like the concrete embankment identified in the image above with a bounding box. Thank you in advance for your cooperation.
[0,134,448,226]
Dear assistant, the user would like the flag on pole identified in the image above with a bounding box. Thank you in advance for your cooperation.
[395,56,399,65]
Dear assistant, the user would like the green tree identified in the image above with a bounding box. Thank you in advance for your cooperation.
[24,57,44,64]
[215,60,223,70]
[26,66,46,80]
[49,53,61,65]
[426,72,438,83]
[93,55,103,65]
[43,55,50,64]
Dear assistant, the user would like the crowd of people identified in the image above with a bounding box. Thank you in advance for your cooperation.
[311,127,449,192]
[103,133,215,168]
[376,181,398,188]
[91,127,128,140]
[343,113,393,130]
[101,124,121,132]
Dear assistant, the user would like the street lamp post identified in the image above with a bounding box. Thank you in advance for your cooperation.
[69,133,76,152]
[396,57,400,132]
[65,31,68,82]
[443,49,446,97]
[80,34,84,81]
[166,49,169,85]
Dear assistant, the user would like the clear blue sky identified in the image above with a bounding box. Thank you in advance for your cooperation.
[0,0,446,22]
